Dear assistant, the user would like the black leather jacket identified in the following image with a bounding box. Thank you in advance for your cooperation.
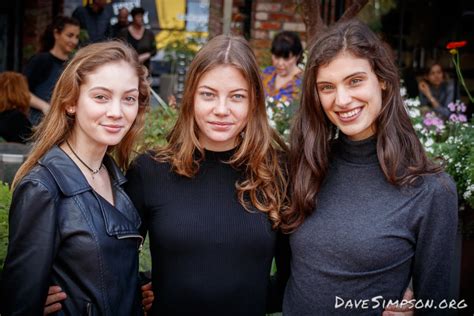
[0,146,143,316]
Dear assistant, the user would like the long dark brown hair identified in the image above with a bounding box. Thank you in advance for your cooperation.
[155,34,288,228]
[281,19,442,233]
[13,41,150,189]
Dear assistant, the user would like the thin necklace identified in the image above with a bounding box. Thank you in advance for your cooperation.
[66,141,104,178]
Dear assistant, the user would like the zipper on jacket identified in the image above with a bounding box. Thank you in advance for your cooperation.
[86,302,93,316]
[117,234,144,251]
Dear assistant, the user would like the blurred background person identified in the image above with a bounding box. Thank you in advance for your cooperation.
[72,0,113,43]
[119,7,156,71]
[107,7,129,39]
[0,72,32,144]
[23,16,80,126]
[262,31,303,104]
[418,62,456,119]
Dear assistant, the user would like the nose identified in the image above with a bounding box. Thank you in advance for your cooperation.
[335,86,352,108]
[213,97,230,116]
[274,57,284,68]
[107,98,123,118]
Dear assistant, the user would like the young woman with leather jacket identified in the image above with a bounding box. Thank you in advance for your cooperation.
[0,40,150,315]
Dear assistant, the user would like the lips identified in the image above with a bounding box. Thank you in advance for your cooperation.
[101,124,124,133]
[208,121,234,131]
[336,106,362,122]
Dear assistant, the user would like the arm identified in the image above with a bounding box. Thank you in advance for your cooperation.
[30,92,50,114]
[418,80,440,108]
[138,31,157,64]
[0,179,60,315]
[412,174,458,314]
[266,231,291,313]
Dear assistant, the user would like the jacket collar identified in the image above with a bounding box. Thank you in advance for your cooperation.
[39,146,127,196]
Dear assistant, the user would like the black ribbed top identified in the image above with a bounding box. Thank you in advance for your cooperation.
[333,134,379,165]
[125,150,284,315]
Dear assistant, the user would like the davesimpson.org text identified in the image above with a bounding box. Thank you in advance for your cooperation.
[335,296,468,310]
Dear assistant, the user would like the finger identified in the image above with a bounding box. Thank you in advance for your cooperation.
[141,282,152,291]
[382,312,414,316]
[43,303,62,315]
[47,286,62,295]
[402,288,414,300]
[44,292,67,306]
[142,297,154,305]
[384,303,411,313]
[144,302,152,312]
[142,291,154,298]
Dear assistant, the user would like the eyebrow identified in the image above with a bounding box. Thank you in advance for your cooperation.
[89,87,139,93]
[197,85,248,93]
[317,71,367,84]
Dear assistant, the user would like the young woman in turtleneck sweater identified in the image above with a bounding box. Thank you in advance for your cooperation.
[282,20,458,315]
[124,35,290,315]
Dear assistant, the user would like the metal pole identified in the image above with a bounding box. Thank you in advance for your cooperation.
[223,0,233,35]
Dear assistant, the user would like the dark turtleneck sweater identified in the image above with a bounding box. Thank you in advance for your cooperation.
[125,149,289,316]
[283,135,458,315]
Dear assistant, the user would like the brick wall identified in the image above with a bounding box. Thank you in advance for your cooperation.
[22,0,56,63]
[250,0,306,67]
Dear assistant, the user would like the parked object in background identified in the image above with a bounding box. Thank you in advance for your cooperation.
[0,143,31,185]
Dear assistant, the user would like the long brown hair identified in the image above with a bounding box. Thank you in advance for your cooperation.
[281,19,442,233]
[13,41,150,189]
[0,72,30,114]
[155,34,288,228]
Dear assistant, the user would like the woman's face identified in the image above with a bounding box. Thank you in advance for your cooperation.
[54,24,80,55]
[427,64,444,87]
[194,65,249,151]
[69,61,140,150]
[271,54,298,77]
[316,52,384,141]
[132,14,144,27]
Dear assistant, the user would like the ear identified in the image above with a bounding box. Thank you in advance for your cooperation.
[380,80,387,91]
[53,29,60,40]
[66,106,76,114]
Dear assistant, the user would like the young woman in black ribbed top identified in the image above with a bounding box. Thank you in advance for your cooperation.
[123,35,290,315]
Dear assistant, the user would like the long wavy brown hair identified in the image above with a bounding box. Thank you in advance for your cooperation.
[155,34,288,228]
[0,72,30,114]
[13,41,150,189]
[281,19,443,233]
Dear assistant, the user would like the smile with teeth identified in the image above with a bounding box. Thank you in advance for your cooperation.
[338,107,362,119]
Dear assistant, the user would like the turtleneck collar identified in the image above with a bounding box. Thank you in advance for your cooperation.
[333,133,379,165]
[198,147,238,162]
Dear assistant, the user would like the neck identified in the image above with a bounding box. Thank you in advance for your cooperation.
[49,47,68,61]
[334,134,378,165]
[130,23,142,31]
[63,137,107,171]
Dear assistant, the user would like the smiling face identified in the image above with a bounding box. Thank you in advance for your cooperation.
[54,24,80,56]
[316,52,384,141]
[69,61,139,151]
[194,65,250,151]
